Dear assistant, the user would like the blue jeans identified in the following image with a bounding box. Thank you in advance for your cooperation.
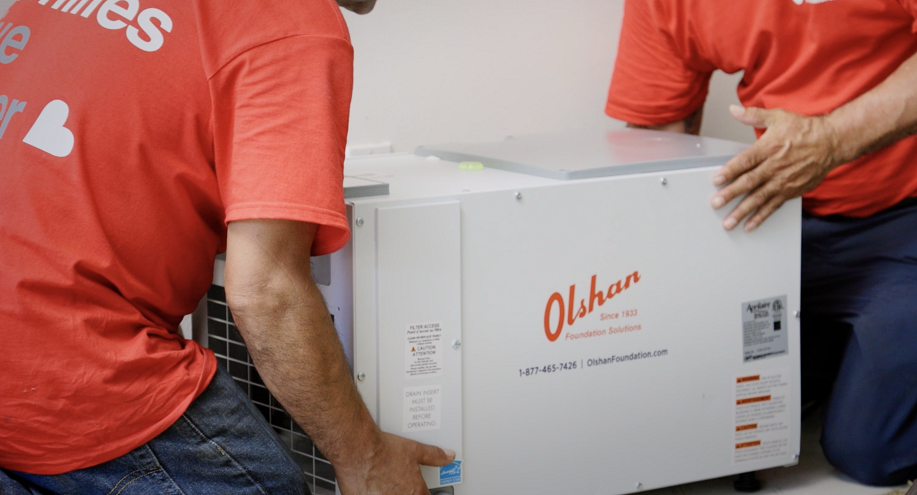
[0,366,309,495]
[801,199,917,486]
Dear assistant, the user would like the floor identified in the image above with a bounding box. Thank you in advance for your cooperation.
[646,414,907,495]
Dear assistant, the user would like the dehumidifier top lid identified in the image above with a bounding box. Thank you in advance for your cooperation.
[414,129,749,180]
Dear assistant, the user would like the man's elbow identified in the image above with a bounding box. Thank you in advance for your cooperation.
[224,272,269,319]
[223,268,278,333]
[223,219,318,332]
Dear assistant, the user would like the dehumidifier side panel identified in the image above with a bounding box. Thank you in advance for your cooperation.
[375,201,465,488]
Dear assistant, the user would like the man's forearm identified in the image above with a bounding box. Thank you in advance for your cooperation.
[224,220,381,472]
[827,50,917,163]
[223,219,454,495]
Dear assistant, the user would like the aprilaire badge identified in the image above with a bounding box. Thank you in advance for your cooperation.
[741,296,788,362]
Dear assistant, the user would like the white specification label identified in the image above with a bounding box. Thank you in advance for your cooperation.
[403,385,442,432]
[742,296,788,362]
[405,322,443,379]
[733,370,791,463]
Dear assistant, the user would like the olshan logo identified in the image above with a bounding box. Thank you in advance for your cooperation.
[544,270,640,342]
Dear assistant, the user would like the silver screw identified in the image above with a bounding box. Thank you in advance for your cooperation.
[355,218,364,227]
[660,178,668,186]
[794,311,800,318]
[452,339,462,350]
[357,372,366,382]
[636,483,644,491]
[514,192,523,200]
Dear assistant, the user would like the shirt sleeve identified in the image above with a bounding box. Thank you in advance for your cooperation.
[606,0,713,126]
[209,34,353,256]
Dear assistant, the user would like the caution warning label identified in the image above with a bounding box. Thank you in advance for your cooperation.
[405,322,443,379]
[734,370,791,463]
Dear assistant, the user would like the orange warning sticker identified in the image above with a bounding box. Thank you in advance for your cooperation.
[737,375,761,383]
[736,441,762,449]
[736,395,771,405]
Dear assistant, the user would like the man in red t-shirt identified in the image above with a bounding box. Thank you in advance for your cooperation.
[607,0,917,486]
[0,0,452,493]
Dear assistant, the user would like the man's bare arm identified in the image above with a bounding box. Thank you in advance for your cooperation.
[627,107,704,135]
[711,50,917,231]
[225,219,454,495]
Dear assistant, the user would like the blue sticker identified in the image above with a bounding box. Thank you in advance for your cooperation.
[439,460,462,485]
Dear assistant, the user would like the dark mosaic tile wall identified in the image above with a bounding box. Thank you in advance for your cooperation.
[206,285,338,495]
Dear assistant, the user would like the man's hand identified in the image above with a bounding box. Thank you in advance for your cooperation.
[336,433,456,495]
[711,105,842,231]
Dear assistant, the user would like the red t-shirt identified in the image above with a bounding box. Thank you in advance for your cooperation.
[0,0,352,474]
[607,0,917,217]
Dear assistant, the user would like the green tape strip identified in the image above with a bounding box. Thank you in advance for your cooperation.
[459,161,484,170]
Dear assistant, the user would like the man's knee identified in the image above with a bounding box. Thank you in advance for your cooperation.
[822,427,917,486]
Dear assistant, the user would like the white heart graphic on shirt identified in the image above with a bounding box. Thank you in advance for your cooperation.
[23,100,74,158]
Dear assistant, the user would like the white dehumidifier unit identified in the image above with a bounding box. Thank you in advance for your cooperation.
[197,129,801,495]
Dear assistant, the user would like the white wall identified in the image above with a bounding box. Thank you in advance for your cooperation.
[0,0,755,147]
[342,0,756,153]
[0,0,14,19]
[706,70,756,144]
